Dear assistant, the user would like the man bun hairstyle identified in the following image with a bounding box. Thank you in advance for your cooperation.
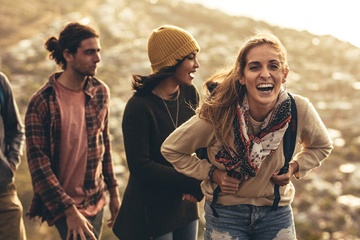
[44,22,99,70]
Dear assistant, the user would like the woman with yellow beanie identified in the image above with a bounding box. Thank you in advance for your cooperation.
[113,25,203,240]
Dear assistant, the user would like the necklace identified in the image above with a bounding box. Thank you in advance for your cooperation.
[155,88,179,129]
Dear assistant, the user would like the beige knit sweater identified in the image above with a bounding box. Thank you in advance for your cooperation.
[161,94,333,207]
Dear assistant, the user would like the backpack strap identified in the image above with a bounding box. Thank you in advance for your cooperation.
[272,93,298,210]
[210,185,221,218]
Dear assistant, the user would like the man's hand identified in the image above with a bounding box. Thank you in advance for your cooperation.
[107,187,120,228]
[64,205,96,240]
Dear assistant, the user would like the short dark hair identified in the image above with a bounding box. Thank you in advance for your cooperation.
[44,22,99,70]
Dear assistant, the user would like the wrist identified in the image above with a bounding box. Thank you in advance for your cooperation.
[64,204,77,217]
[290,161,299,175]
[108,187,119,198]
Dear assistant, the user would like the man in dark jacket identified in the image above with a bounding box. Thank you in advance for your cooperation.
[0,71,26,240]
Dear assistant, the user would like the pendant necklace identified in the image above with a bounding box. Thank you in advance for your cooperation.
[155,88,179,129]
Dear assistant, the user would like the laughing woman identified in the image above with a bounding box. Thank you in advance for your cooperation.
[161,32,333,240]
[113,25,203,240]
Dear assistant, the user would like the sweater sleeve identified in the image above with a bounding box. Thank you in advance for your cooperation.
[101,100,118,190]
[0,72,25,168]
[161,115,214,181]
[292,95,333,179]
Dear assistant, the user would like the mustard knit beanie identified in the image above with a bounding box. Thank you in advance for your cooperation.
[147,25,200,73]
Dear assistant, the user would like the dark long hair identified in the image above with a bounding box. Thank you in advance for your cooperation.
[131,59,183,96]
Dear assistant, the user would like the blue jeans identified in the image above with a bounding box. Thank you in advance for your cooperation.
[154,219,199,240]
[55,208,104,240]
[204,201,296,240]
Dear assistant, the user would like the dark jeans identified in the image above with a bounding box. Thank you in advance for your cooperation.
[55,208,104,240]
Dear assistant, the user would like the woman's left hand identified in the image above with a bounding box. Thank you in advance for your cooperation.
[182,194,198,203]
[271,161,299,186]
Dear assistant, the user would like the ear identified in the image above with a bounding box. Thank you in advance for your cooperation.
[282,68,289,83]
[63,49,73,62]
[239,76,245,85]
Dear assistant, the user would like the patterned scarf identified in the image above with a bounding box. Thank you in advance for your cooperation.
[215,90,291,181]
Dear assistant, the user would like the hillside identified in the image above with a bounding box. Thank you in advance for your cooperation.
[1,0,360,239]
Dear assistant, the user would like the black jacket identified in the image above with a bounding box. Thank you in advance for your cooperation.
[0,72,25,190]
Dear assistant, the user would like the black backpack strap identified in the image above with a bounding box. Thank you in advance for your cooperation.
[272,93,298,210]
[210,186,221,218]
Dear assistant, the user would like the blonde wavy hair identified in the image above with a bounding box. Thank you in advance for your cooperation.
[198,32,289,148]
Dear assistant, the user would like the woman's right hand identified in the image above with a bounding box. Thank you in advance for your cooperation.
[212,169,241,194]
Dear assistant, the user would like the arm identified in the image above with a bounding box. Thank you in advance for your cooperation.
[25,97,74,217]
[101,103,120,228]
[161,114,215,181]
[107,187,120,228]
[293,97,333,179]
[1,72,24,169]
[272,96,333,184]
[102,95,119,190]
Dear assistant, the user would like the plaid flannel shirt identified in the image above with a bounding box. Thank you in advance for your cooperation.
[25,72,118,223]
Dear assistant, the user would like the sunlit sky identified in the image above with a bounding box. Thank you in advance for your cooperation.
[182,0,360,48]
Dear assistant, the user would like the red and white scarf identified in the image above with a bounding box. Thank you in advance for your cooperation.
[215,90,292,180]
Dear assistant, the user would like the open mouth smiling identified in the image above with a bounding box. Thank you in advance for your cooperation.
[257,83,274,92]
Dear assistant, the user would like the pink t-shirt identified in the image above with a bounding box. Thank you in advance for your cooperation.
[54,81,105,217]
